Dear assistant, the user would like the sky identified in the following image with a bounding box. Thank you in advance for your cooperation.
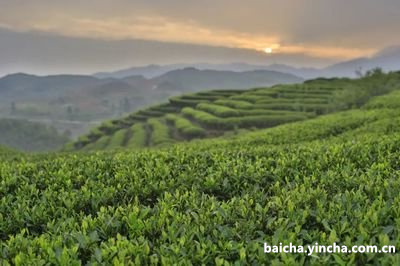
[0,0,399,75]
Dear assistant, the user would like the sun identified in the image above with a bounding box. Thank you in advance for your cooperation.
[264,47,273,54]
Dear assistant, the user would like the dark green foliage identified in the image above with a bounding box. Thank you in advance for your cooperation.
[363,90,400,109]
[0,118,69,152]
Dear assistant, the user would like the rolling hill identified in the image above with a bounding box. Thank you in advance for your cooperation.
[0,73,101,101]
[68,70,400,151]
[1,73,400,264]
[150,68,302,93]
[323,46,400,77]
[0,68,302,138]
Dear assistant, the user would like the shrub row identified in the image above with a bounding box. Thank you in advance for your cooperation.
[165,114,206,139]
[169,97,210,107]
[251,103,335,114]
[255,98,331,105]
[149,104,180,114]
[148,118,174,146]
[180,94,226,101]
[275,92,333,100]
[137,110,165,118]
[363,90,400,109]
[198,103,305,118]
[196,103,240,118]
[106,128,129,149]
[2,108,400,264]
[85,135,110,150]
[213,99,254,109]
[182,107,310,130]
[126,123,147,149]
[229,94,268,103]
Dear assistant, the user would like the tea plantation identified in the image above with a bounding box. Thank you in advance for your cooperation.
[1,72,400,264]
[69,71,400,151]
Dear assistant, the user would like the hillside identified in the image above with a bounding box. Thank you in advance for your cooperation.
[94,62,321,80]
[151,68,302,92]
[0,73,101,101]
[1,83,400,264]
[0,118,70,152]
[323,46,400,78]
[0,69,302,138]
[69,71,400,151]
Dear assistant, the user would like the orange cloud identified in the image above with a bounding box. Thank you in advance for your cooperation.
[14,15,376,60]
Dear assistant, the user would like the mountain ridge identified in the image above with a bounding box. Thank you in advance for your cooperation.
[92,45,400,80]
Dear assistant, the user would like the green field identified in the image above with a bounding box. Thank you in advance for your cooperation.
[69,72,400,151]
[1,71,400,264]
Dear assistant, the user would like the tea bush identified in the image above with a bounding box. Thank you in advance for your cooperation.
[1,105,400,264]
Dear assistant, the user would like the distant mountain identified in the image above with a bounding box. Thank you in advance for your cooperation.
[94,62,319,79]
[91,45,400,81]
[323,46,400,77]
[264,64,321,79]
[94,64,185,79]
[0,68,303,124]
[151,68,303,93]
[0,73,102,101]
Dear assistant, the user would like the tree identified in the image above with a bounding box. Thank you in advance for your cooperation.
[365,67,384,77]
[10,102,16,114]
[67,106,73,120]
[122,97,131,113]
[355,67,363,78]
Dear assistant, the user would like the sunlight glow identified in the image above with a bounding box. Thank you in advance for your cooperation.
[264,47,273,54]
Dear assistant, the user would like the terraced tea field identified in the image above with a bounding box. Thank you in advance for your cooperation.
[69,72,400,151]
[1,81,400,264]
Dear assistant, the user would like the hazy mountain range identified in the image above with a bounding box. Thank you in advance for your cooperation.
[0,68,302,102]
[94,46,400,80]
[0,68,302,138]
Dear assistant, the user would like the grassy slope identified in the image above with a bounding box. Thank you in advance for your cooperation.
[1,85,400,264]
[69,72,400,151]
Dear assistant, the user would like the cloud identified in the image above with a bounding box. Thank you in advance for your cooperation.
[0,0,399,61]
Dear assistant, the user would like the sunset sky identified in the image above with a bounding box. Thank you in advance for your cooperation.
[0,0,399,74]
